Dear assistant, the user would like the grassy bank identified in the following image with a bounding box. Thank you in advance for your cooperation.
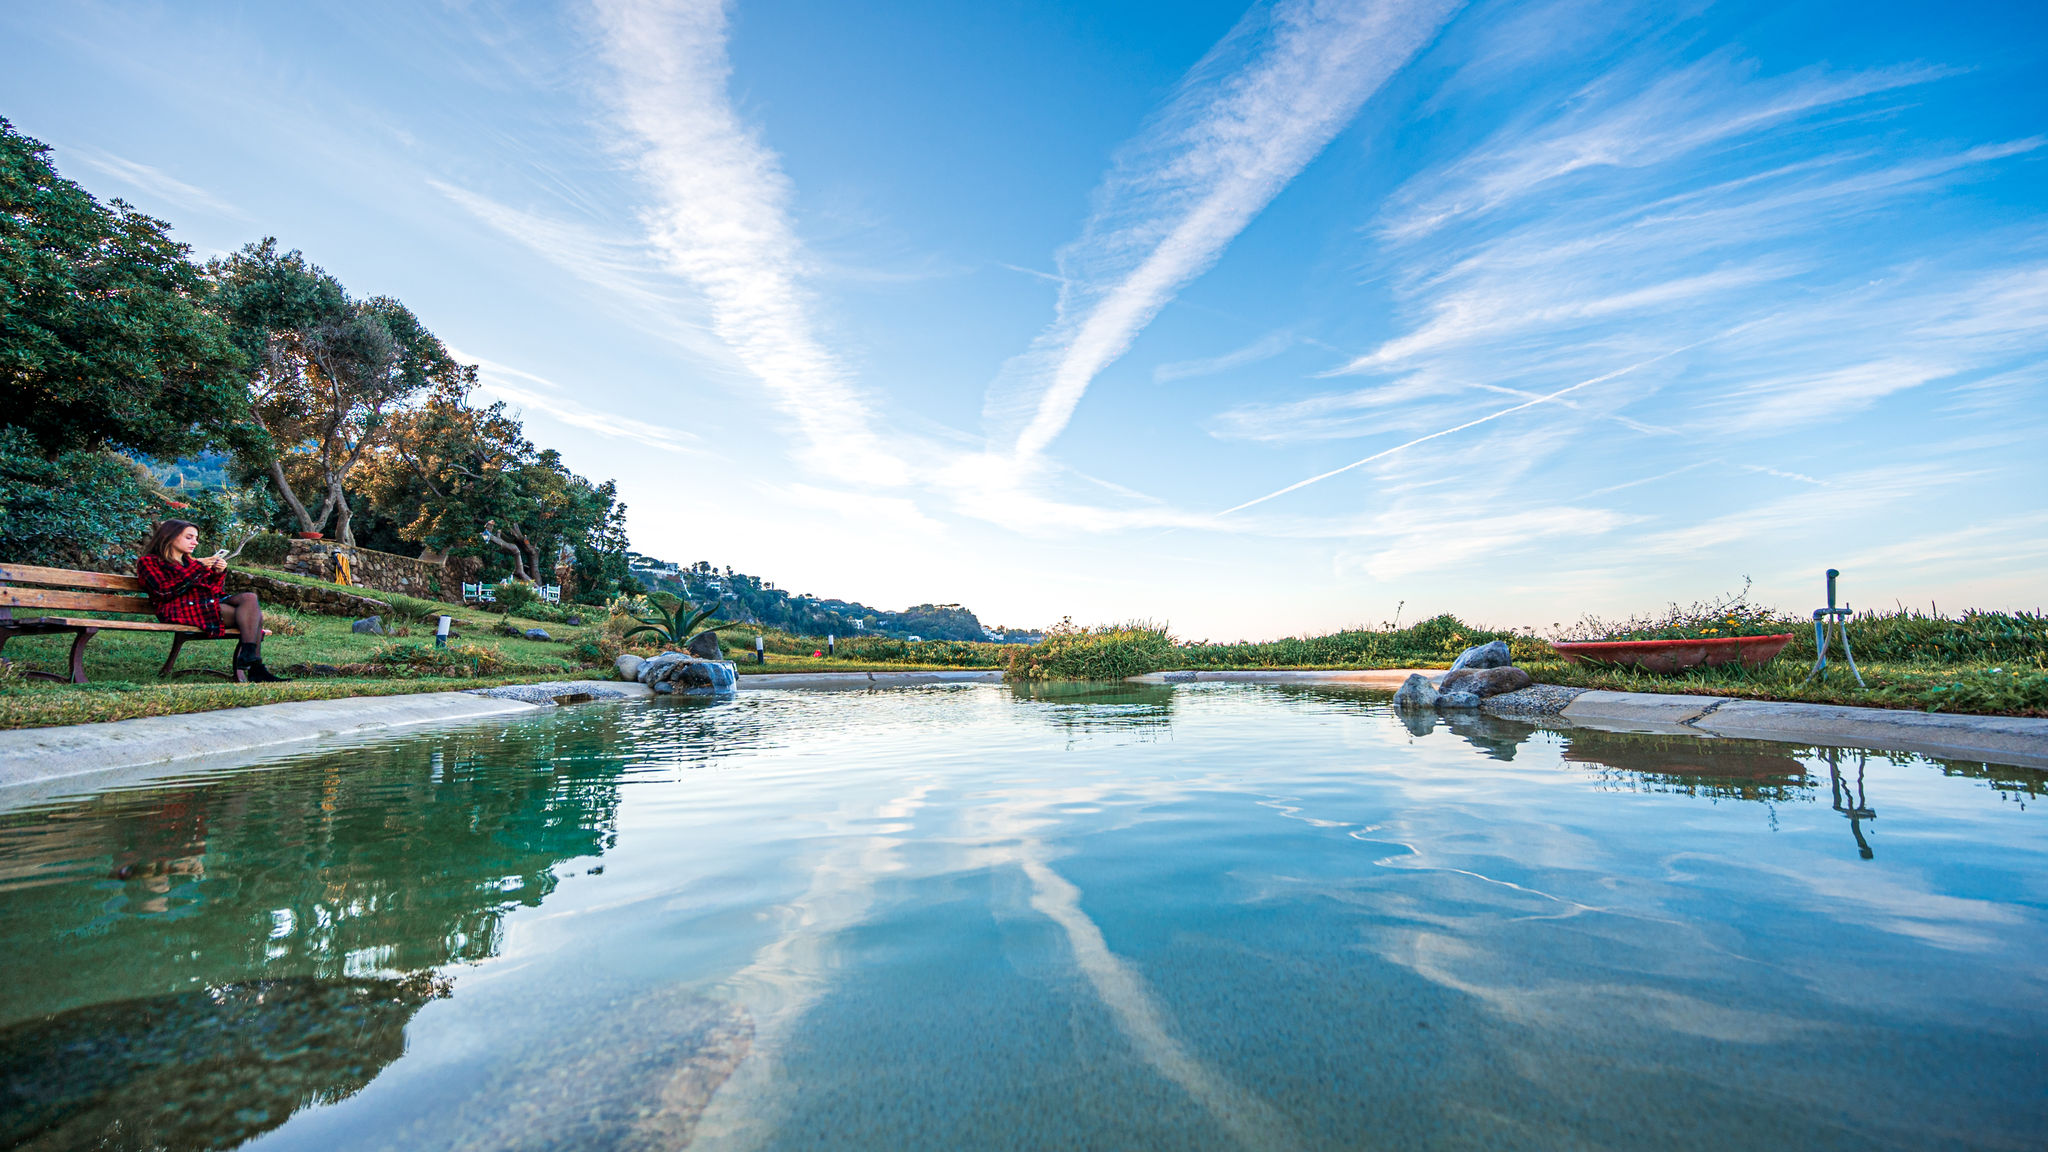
[1532,608,2048,716]
[0,573,611,729]
[999,609,2048,717]
[0,671,611,729]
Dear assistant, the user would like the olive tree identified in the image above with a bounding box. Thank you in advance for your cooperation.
[209,241,467,545]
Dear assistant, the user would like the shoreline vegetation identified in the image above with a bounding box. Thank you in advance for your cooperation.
[3,569,2041,729]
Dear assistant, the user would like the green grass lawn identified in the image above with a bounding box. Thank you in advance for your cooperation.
[1530,655,2048,716]
[0,582,609,729]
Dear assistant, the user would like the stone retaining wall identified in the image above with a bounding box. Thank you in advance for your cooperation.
[281,541,451,602]
[227,571,390,617]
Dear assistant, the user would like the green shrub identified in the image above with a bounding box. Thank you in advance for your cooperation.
[1007,621,1176,681]
[0,426,158,568]
[492,581,538,614]
[368,640,509,677]
[238,531,292,566]
[1784,607,2048,664]
[836,635,1008,667]
[1174,614,1537,669]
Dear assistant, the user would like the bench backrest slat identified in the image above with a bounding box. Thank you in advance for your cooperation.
[0,563,143,592]
[0,587,154,615]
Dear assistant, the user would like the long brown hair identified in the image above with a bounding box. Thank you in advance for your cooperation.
[141,520,200,564]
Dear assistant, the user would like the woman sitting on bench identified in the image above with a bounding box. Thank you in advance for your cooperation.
[136,519,288,683]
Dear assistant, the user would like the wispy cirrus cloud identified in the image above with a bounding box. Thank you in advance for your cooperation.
[592,0,906,484]
[432,179,732,364]
[456,350,701,453]
[63,144,245,219]
[1152,329,1297,383]
[1215,45,2046,522]
[984,0,1463,465]
[1380,52,1951,241]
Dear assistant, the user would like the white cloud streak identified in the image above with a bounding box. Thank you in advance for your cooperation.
[985,0,1463,464]
[455,350,702,453]
[1153,329,1296,383]
[1218,339,1706,515]
[63,144,245,219]
[593,0,906,484]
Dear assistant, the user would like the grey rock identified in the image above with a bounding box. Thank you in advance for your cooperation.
[1439,665,1533,699]
[565,615,584,626]
[1391,673,1440,711]
[686,629,723,660]
[468,681,639,705]
[1398,708,1439,738]
[614,653,645,682]
[661,658,739,695]
[1446,639,1513,675]
[524,628,551,641]
[1437,690,1483,710]
[652,681,676,694]
[350,616,384,635]
[636,652,688,684]
[1481,684,1588,718]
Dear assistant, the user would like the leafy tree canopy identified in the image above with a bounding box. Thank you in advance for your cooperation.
[0,118,250,460]
[208,240,469,544]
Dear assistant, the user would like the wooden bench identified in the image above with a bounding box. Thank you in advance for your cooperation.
[0,563,243,684]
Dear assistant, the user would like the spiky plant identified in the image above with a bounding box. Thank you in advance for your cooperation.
[622,593,724,647]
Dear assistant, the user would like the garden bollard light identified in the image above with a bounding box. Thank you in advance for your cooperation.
[436,615,451,649]
[756,635,765,664]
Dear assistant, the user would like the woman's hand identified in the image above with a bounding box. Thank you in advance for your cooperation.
[200,554,228,571]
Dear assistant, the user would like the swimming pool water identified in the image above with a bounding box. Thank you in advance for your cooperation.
[2,683,2043,1150]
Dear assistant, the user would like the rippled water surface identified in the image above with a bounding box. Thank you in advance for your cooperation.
[2,683,2044,1151]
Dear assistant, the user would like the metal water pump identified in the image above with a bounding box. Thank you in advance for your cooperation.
[1805,568,1865,688]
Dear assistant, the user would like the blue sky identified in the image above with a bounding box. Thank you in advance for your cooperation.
[6,0,2043,638]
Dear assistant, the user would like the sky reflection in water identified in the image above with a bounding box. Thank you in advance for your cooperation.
[1,684,2043,1151]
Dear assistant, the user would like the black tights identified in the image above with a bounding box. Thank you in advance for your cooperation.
[223,592,264,649]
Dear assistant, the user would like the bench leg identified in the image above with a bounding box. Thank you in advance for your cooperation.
[162,633,245,682]
[0,630,63,682]
[67,628,97,684]
[160,633,188,679]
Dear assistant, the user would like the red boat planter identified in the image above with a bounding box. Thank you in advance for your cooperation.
[1551,633,1795,673]
[295,532,324,540]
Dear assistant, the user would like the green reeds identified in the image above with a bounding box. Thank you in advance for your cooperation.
[1006,621,1176,681]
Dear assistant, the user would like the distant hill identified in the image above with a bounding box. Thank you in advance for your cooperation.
[624,554,1041,643]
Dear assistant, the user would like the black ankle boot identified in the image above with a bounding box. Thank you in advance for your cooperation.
[245,661,291,683]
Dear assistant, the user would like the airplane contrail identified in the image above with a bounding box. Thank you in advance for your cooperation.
[1217,338,1717,516]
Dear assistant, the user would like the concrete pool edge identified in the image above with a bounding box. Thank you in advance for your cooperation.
[0,690,551,792]
[1557,689,2048,768]
[1130,671,2048,768]
[0,671,1007,793]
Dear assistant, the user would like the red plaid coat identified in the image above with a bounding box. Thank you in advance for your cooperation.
[136,555,228,636]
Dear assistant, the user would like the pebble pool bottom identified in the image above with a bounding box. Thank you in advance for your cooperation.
[1,682,2043,1151]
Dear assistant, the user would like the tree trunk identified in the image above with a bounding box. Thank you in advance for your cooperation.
[483,529,530,581]
[328,479,356,547]
[270,459,319,534]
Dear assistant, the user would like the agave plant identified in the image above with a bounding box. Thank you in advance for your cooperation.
[622,594,724,647]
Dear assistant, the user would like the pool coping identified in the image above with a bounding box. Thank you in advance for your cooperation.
[0,671,1011,796]
[1556,690,2048,769]
[1130,671,2048,768]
